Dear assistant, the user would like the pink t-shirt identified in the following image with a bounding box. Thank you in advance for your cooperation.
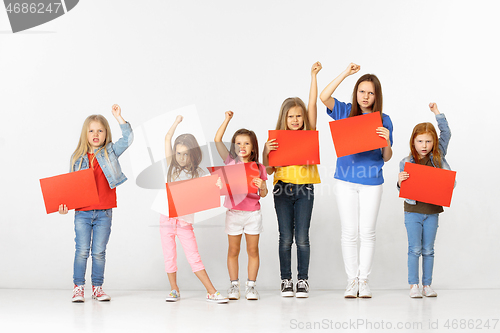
[223,156,267,211]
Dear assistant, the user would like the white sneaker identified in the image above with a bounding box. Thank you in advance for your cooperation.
[422,285,437,297]
[358,279,372,298]
[165,290,180,302]
[344,278,358,298]
[227,281,240,300]
[206,291,229,303]
[245,281,260,300]
[409,284,423,298]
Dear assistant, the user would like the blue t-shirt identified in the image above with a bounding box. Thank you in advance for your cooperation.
[327,98,393,185]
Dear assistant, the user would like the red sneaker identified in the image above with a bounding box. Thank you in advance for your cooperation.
[92,285,111,301]
[72,284,85,303]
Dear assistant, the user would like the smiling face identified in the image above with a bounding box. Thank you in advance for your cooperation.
[286,106,305,130]
[413,133,434,159]
[87,121,107,151]
[175,144,191,167]
[356,81,376,113]
[234,134,253,162]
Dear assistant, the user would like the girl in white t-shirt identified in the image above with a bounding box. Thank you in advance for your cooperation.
[215,111,268,300]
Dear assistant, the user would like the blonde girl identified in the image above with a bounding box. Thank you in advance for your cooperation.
[59,104,133,302]
[160,115,228,303]
[320,63,393,298]
[263,62,322,298]
[214,112,268,300]
[398,103,452,298]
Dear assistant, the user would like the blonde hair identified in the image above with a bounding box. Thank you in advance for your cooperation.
[167,134,203,182]
[71,115,112,172]
[275,97,311,131]
[409,122,442,168]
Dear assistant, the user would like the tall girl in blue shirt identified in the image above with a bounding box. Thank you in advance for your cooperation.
[59,104,133,302]
[320,63,393,298]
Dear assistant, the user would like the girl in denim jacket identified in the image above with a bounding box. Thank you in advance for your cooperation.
[398,103,451,298]
[59,105,133,302]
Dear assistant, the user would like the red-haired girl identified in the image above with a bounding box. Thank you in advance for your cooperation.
[398,103,452,298]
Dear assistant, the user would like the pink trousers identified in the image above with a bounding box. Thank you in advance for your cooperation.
[159,215,205,273]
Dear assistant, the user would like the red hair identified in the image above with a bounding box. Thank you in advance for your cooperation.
[409,122,442,168]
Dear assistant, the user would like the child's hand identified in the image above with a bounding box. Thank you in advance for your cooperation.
[253,178,266,190]
[264,139,278,154]
[58,204,68,215]
[175,115,183,124]
[216,177,223,190]
[111,104,121,118]
[376,126,390,143]
[311,61,322,75]
[429,103,440,115]
[398,172,409,186]
[225,111,234,121]
[344,63,360,76]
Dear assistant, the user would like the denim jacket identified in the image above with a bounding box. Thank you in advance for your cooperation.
[397,113,453,205]
[71,122,134,189]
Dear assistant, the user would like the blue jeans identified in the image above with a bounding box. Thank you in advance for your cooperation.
[73,209,112,286]
[404,212,439,285]
[273,181,314,280]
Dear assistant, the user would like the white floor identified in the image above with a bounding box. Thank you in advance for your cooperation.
[1,289,498,333]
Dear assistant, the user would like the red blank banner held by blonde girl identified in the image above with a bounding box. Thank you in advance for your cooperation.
[267,130,320,167]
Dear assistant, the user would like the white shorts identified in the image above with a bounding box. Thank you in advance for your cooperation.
[225,209,263,235]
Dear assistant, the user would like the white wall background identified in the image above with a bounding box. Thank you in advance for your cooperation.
[1,0,499,291]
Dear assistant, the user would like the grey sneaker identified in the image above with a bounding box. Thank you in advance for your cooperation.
[295,279,309,298]
[280,279,294,297]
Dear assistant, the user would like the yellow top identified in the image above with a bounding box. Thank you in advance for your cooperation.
[273,165,321,185]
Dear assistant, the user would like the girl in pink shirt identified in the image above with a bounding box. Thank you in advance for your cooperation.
[215,112,268,300]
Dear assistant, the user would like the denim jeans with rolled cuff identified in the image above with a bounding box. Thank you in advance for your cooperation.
[73,209,112,286]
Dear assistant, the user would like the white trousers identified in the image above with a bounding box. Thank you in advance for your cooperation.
[335,180,383,281]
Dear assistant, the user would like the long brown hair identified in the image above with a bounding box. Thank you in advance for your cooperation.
[167,134,203,182]
[71,115,112,172]
[409,122,442,168]
[229,128,259,163]
[275,97,311,131]
[350,74,383,121]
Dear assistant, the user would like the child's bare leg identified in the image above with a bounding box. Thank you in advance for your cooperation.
[194,269,216,294]
[245,234,260,281]
[227,234,242,281]
[167,272,179,292]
